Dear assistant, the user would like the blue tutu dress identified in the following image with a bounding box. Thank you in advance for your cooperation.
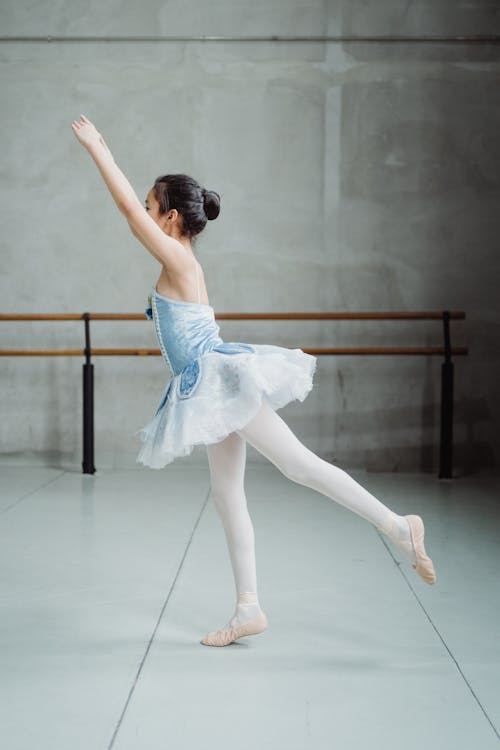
[135,284,317,468]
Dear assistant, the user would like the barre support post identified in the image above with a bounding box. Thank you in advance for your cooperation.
[439,310,454,479]
[82,313,96,474]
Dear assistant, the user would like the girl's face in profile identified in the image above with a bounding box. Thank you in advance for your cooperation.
[144,188,180,238]
[144,188,162,223]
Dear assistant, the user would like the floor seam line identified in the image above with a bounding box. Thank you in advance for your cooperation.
[107,486,211,750]
[1,470,67,515]
[377,531,500,742]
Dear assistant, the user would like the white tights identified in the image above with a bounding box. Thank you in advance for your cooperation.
[206,400,415,629]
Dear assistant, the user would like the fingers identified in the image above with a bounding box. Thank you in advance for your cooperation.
[70,115,90,126]
[70,115,92,131]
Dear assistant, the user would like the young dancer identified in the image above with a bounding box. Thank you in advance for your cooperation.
[72,114,436,648]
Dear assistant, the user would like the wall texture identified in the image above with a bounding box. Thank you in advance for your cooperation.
[1,1,499,474]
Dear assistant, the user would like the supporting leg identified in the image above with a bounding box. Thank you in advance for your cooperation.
[202,432,268,645]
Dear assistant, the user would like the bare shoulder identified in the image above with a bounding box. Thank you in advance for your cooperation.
[156,257,209,303]
[126,208,186,271]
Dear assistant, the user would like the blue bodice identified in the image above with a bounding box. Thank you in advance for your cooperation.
[145,287,254,379]
[145,287,223,375]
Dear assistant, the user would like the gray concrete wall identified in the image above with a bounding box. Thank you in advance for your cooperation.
[1,1,499,474]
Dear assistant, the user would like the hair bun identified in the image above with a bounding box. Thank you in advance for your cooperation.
[202,189,221,221]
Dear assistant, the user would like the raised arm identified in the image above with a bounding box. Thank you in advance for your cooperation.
[71,114,186,269]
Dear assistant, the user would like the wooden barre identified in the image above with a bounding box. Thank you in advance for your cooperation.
[0,311,467,322]
[0,346,469,357]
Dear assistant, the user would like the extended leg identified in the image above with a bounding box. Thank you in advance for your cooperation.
[236,401,436,583]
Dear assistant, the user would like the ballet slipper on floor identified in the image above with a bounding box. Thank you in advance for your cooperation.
[405,514,437,585]
[200,612,269,647]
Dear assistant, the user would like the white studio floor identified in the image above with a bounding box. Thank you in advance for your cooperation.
[1,461,499,750]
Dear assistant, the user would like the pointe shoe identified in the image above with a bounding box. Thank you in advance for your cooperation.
[200,612,268,647]
[405,514,437,585]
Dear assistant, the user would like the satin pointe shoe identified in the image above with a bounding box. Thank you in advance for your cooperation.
[405,514,437,584]
[200,612,269,647]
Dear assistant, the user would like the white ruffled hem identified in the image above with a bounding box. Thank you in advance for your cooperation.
[134,343,317,469]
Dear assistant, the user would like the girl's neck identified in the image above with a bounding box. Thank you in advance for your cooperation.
[169,228,193,255]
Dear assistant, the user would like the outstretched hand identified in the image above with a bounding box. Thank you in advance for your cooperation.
[71,114,111,154]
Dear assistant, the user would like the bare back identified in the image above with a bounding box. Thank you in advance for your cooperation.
[155,257,210,306]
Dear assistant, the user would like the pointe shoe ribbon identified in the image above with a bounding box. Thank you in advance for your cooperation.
[200,612,268,647]
[405,514,437,585]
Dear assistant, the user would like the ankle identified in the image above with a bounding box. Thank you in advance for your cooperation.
[237,591,259,606]
[376,514,417,565]
[377,513,409,542]
[230,591,264,626]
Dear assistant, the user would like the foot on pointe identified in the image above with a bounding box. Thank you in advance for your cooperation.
[200,612,269,647]
[404,514,437,585]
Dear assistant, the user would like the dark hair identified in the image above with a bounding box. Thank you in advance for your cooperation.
[152,173,220,239]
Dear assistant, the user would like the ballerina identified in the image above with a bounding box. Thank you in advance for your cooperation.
[71,114,436,648]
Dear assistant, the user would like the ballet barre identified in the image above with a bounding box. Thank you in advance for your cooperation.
[0,310,467,478]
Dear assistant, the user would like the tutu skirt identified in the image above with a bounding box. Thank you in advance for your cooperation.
[135,342,317,469]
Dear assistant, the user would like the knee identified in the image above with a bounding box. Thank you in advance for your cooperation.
[210,483,245,514]
[276,447,317,485]
[210,485,230,511]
